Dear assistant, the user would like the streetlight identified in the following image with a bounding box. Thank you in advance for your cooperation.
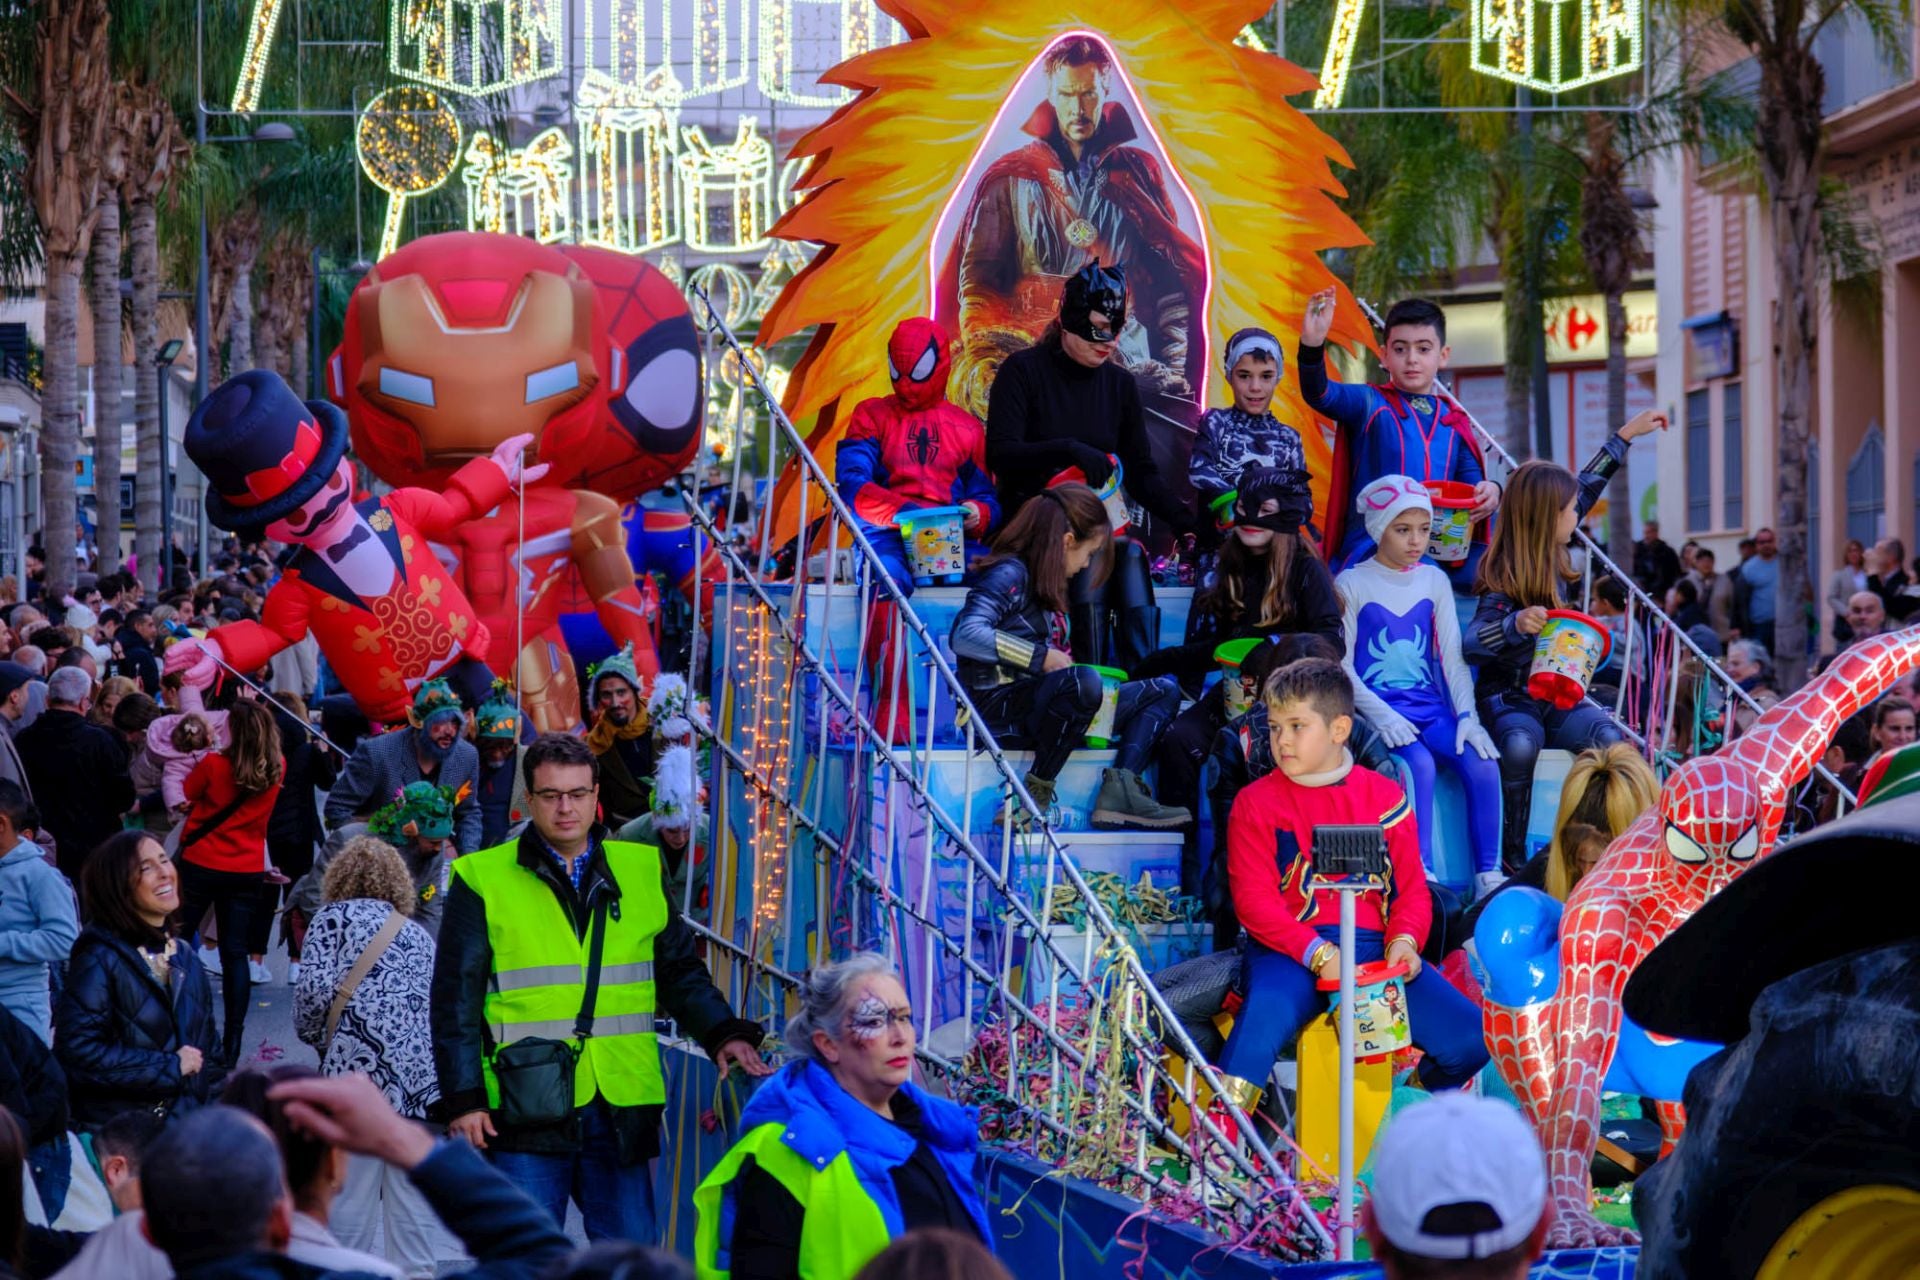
[155,338,183,595]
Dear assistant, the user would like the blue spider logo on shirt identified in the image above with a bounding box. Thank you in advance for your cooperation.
[1357,600,1444,692]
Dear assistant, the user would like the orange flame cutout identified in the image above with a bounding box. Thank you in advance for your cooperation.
[760,0,1376,530]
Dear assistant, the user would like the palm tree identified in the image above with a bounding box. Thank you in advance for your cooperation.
[116,78,188,594]
[3,0,113,601]
[1708,0,1908,685]
[86,88,129,574]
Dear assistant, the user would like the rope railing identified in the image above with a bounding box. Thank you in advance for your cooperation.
[679,286,1336,1261]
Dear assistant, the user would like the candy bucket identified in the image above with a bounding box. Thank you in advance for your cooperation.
[1209,489,1238,530]
[896,505,968,586]
[1528,609,1613,709]
[1213,637,1265,719]
[1316,959,1412,1060]
[1048,455,1130,535]
[1081,665,1128,747]
[1424,480,1477,563]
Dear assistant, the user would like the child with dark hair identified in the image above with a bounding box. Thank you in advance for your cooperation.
[949,484,1188,830]
[1298,291,1499,575]
[1212,659,1487,1111]
[1189,328,1313,529]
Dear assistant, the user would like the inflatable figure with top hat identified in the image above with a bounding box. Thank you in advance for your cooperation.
[162,368,548,724]
[327,231,705,735]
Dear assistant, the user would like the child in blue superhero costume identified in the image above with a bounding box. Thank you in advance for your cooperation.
[1297,292,1502,576]
[1336,476,1504,899]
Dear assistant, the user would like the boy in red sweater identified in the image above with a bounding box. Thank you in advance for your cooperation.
[1215,659,1488,1107]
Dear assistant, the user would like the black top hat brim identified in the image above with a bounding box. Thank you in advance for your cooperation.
[203,398,353,533]
[1623,791,1920,1045]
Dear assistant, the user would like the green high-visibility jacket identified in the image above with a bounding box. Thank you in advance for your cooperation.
[452,837,667,1109]
[693,1121,894,1280]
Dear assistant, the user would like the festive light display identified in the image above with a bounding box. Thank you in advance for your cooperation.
[750,240,811,321]
[1313,0,1366,107]
[688,262,757,331]
[357,86,464,259]
[691,0,752,97]
[1470,0,1643,91]
[463,127,575,243]
[676,117,774,254]
[390,0,563,96]
[757,0,903,106]
[758,0,1370,539]
[231,0,288,111]
[583,0,748,100]
[578,68,682,254]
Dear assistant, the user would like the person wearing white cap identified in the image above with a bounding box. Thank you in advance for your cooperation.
[1363,1094,1551,1277]
[1335,475,1504,899]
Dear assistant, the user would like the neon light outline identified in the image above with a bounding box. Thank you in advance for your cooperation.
[923,29,1214,404]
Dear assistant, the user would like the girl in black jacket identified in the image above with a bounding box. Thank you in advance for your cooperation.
[950,484,1188,830]
[1141,468,1343,896]
[55,831,222,1130]
[1464,409,1664,867]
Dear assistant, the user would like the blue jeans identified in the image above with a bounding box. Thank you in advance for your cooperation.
[1216,930,1488,1091]
[489,1101,659,1244]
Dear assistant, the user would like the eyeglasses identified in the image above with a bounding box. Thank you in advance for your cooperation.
[530,787,596,806]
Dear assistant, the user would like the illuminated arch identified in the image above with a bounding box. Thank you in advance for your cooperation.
[759,0,1375,528]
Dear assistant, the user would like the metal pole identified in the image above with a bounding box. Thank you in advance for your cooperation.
[308,246,322,397]
[1337,890,1357,1261]
[193,70,211,582]
[158,374,172,594]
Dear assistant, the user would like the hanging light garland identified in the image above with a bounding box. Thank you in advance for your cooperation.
[676,117,775,254]
[390,0,563,96]
[577,68,684,254]
[757,0,904,106]
[231,0,288,111]
[1470,0,1643,91]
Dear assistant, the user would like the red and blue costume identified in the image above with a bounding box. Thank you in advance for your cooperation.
[1299,341,1487,575]
[1216,756,1487,1093]
[834,317,999,594]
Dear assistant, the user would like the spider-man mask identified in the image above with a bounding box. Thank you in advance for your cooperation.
[887,318,951,412]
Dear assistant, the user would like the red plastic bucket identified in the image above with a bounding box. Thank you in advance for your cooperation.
[1424,480,1477,563]
[1527,609,1613,709]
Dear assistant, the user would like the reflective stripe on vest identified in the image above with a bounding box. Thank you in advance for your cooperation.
[453,838,669,1110]
[693,1122,894,1280]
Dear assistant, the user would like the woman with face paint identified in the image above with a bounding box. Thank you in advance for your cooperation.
[695,954,993,1279]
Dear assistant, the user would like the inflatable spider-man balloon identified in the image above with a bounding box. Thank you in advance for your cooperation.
[329,231,704,733]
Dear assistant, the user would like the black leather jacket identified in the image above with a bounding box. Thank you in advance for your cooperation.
[950,558,1059,692]
[430,825,763,1157]
[55,924,223,1129]
[1465,431,1629,698]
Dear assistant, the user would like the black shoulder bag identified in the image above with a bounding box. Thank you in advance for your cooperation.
[491,896,609,1130]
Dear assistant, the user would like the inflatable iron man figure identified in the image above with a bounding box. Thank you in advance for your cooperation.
[329,232,703,733]
[1484,628,1920,1247]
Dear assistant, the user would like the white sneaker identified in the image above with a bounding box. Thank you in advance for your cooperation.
[287,962,301,985]
[1474,870,1508,901]
[248,959,274,985]
[199,945,222,976]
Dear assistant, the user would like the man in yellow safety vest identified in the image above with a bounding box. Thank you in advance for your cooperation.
[431,731,772,1242]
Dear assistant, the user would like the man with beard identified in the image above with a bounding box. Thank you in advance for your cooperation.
[944,34,1207,423]
[324,678,482,854]
[585,645,652,828]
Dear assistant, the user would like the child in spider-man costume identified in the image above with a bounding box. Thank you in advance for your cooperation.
[835,318,1000,740]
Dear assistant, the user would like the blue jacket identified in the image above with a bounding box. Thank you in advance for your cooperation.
[0,840,78,1041]
[735,1059,991,1242]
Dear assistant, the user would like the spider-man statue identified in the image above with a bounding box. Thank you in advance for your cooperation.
[329,232,703,733]
[1483,627,1920,1247]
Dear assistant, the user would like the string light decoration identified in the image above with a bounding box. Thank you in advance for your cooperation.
[357,86,464,259]
[676,117,774,254]
[750,241,811,321]
[232,0,288,111]
[1470,0,1643,91]
[577,68,682,254]
[1313,0,1367,107]
[390,0,563,97]
[690,0,751,97]
[462,127,574,243]
[757,0,904,106]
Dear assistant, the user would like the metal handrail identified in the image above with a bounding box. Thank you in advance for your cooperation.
[683,286,1335,1258]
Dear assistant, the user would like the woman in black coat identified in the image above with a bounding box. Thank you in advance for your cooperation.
[54,831,222,1129]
